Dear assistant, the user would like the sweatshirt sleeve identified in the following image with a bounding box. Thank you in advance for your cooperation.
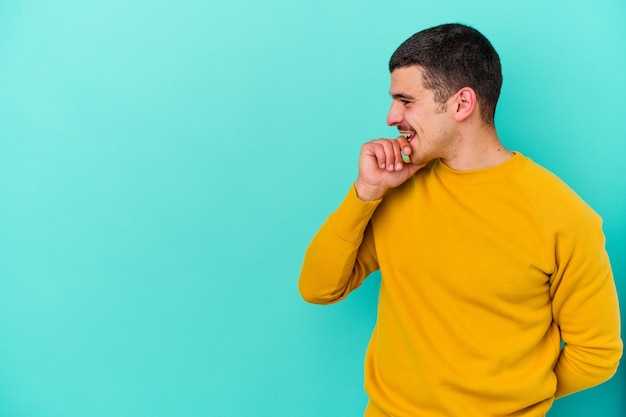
[298,185,381,305]
[550,211,623,398]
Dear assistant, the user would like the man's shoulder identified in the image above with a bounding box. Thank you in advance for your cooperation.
[512,155,600,222]
[513,155,577,196]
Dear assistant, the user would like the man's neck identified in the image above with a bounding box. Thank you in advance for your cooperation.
[440,127,513,171]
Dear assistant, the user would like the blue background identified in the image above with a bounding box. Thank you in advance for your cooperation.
[0,0,623,416]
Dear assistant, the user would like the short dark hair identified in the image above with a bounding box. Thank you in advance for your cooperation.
[389,23,502,125]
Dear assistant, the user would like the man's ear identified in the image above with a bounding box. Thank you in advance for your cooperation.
[453,87,477,122]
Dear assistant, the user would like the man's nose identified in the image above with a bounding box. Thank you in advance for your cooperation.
[386,102,403,126]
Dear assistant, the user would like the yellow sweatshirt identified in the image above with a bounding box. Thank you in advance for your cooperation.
[299,153,622,417]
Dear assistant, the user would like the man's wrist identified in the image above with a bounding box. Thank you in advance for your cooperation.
[354,179,386,202]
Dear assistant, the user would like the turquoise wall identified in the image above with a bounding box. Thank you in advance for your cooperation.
[0,0,623,415]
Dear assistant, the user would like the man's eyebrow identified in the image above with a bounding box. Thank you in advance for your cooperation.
[390,92,415,101]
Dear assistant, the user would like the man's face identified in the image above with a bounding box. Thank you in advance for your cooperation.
[387,65,455,164]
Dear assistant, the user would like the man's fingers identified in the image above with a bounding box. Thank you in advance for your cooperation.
[396,135,413,157]
[364,141,386,170]
[367,139,405,171]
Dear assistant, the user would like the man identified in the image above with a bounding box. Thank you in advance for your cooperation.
[298,23,622,417]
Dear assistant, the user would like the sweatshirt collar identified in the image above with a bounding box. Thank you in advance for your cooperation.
[433,152,525,184]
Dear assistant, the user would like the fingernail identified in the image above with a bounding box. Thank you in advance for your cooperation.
[396,163,404,170]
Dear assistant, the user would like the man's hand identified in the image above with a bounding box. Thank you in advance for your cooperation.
[354,136,426,201]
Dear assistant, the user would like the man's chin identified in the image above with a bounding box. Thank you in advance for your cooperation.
[408,155,431,165]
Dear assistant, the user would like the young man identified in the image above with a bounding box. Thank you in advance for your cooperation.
[299,23,622,417]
